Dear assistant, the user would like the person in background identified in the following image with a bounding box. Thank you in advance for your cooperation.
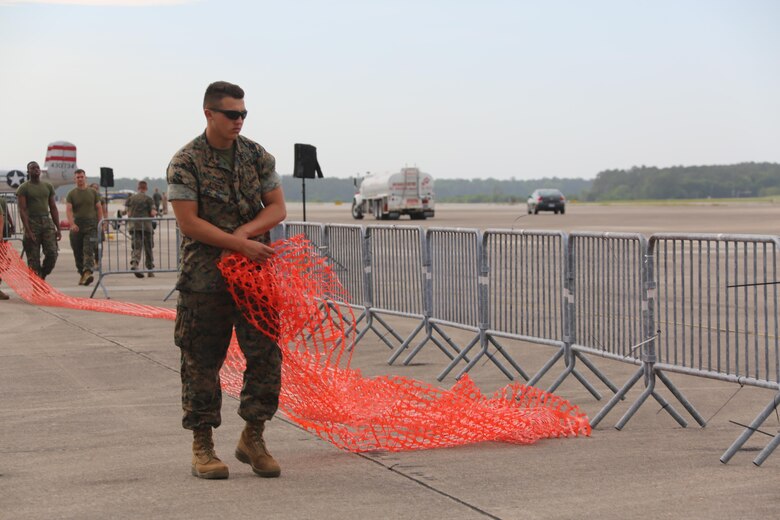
[123,180,156,278]
[66,170,103,286]
[152,187,163,214]
[16,161,60,279]
[167,80,286,480]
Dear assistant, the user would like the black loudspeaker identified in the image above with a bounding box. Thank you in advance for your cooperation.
[293,144,323,179]
[100,167,114,188]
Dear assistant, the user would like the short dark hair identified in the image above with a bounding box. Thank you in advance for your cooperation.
[137,181,148,189]
[27,161,39,169]
[203,81,244,108]
[74,169,86,175]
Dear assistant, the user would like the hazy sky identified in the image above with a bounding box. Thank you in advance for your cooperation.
[1,0,778,181]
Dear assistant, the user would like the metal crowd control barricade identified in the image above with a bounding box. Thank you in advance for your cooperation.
[91,217,180,299]
[390,228,477,373]
[358,225,429,360]
[571,232,698,427]
[647,233,780,466]
[1,197,23,251]
[321,224,370,343]
[478,229,569,385]
[420,228,522,381]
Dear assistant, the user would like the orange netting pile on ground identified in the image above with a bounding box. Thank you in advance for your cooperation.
[1,237,590,452]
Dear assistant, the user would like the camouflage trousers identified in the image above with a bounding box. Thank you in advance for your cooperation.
[130,230,154,270]
[69,218,98,275]
[22,215,58,279]
[175,290,282,430]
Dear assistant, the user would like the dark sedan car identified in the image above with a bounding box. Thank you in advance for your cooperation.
[527,188,566,214]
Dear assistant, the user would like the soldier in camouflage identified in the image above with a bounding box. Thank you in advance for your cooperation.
[123,180,157,278]
[16,161,61,279]
[167,81,287,480]
[66,169,104,286]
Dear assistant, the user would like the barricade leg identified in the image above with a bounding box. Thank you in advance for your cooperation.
[437,335,482,381]
[543,344,603,400]
[753,425,780,467]
[386,320,427,364]
[574,351,621,395]
[656,370,706,427]
[451,330,517,381]
[614,366,687,430]
[401,322,468,366]
[721,391,780,465]
[590,366,644,428]
[485,335,530,381]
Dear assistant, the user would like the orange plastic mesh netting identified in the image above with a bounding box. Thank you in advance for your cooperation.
[1,237,590,451]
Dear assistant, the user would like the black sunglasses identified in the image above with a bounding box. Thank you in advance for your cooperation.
[208,108,248,120]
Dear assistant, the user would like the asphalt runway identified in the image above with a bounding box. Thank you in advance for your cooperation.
[284,200,780,235]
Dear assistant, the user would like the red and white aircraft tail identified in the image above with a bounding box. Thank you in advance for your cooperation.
[1,141,78,194]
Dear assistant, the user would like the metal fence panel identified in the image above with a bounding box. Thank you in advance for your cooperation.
[483,229,566,343]
[365,225,427,317]
[323,224,368,307]
[649,233,780,387]
[91,217,180,298]
[428,227,482,328]
[570,232,647,363]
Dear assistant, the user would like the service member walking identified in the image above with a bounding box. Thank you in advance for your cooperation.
[167,81,287,480]
[123,180,156,278]
[66,169,103,285]
[16,161,60,279]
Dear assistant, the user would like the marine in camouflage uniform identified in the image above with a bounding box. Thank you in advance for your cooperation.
[16,161,60,279]
[66,169,103,285]
[167,80,287,480]
[123,181,156,277]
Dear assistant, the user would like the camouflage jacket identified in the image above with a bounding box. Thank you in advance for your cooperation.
[167,132,281,292]
[124,192,155,232]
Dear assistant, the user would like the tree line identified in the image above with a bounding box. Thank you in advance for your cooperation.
[581,162,780,201]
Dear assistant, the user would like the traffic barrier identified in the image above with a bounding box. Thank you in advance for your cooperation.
[1,197,23,247]
[477,230,568,386]
[394,228,489,376]
[360,225,428,358]
[90,216,180,298]
[647,233,780,465]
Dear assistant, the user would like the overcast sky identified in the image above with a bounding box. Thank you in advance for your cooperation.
[1,0,778,181]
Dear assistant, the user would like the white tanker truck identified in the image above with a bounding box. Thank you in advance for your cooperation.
[351,167,435,220]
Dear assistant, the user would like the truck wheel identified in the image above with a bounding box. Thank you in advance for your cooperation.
[351,201,364,219]
[388,212,400,220]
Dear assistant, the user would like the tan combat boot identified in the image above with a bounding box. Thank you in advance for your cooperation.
[235,421,281,478]
[191,427,229,479]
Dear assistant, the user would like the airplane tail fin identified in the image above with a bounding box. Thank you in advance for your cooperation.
[44,141,77,184]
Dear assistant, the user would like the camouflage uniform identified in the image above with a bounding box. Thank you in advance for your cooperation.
[16,181,58,278]
[66,187,100,275]
[167,132,283,430]
[124,192,155,271]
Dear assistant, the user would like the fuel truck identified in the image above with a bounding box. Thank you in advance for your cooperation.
[351,167,435,220]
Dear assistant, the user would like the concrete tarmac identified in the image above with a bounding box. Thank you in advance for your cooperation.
[2,205,779,520]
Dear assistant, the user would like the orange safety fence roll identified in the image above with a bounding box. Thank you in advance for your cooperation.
[1,237,590,452]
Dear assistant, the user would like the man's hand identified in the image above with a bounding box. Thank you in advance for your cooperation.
[24,228,35,242]
[71,223,79,233]
[239,240,275,263]
[55,228,62,241]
